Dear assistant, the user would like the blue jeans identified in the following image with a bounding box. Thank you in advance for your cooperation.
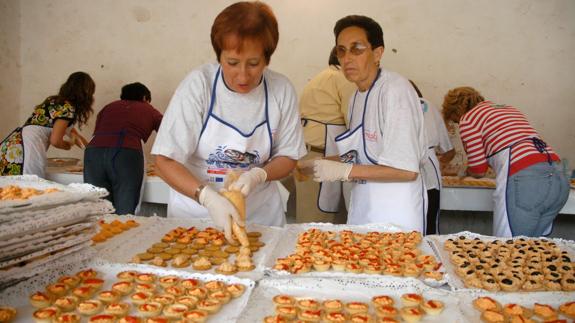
[84,147,144,215]
[506,161,570,236]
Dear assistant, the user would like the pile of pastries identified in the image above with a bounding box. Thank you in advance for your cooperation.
[0,185,59,201]
[444,236,575,291]
[28,268,246,322]
[92,219,140,244]
[442,176,496,188]
[273,229,442,280]
[131,226,263,273]
[473,296,575,323]
[264,292,444,323]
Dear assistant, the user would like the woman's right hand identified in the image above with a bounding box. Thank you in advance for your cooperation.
[198,185,243,243]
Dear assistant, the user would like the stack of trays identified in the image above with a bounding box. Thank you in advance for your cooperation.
[0,175,114,288]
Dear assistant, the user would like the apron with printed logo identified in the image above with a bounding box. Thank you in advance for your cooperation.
[335,70,426,231]
[168,68,285,226]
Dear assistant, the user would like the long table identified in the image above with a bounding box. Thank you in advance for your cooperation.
[46,169,575,214]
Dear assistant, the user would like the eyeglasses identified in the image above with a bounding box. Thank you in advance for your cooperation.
[336,42,370,59]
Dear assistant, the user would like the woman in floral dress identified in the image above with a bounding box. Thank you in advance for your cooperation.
[0,71,95,177]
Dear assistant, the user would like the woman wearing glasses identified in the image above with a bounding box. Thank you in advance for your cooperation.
[308,15,428,232]
[152,1,306,242]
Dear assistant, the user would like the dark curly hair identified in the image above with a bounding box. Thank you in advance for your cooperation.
[48,71,95,128]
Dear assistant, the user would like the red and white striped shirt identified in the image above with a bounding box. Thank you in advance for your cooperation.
[459,101,559,176]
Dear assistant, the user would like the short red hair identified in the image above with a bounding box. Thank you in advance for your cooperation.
[210,1,279,64]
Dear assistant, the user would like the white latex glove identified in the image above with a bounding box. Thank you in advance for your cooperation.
[313,159,353,182]
[198,185,243,242]
[229,167,267,196]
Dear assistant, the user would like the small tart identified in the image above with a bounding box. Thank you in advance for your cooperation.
[324,311,347,322]
[226,283,246,298]
[559,301,575,319]
[0,307,17,323]
[54,295,79,312]
[134,283,156,293]
[143,317,169,323]
[204,280,226,292]
[481,309,506,323]
[533,303,557,320]
[104,302,130,317]
[150,256,167,267]
[33,306,60,323]
[83,278,105,291]
[46,283,69,297]
[208,290,231,304]
[275,305,297,319]
[187,287,208,300]
[375,305,399,318]
[473,297,501,312]
[30,291,52,308]
[152,293,176,306]
[215,261,238,275]
[97,290,121,304]
[162,303,189,319]
[137,302,163,317]
[400,306,424,323]
[421,299,444,315]
[313,259,331,272]
[236,258,256,272]
[297,309,322,322]
[503,303,532,318]
[297,298,320,311]
[192,257,212,271]
[372,295,395,307]
[400,293,423,307]
[345,262,363,274]
[179,278,201,290]
[111,281,134,295]
[54,312,81,323]
[349,313,374,322]
[77,300,103,316]
[423,271,444,281]
[182,309,209,322]
[76,268,99,281]
[172,254,191,268]
[196,299,222,314]
[345,301,369,314]
[58,275,82,288]
[509,315,536,323]
[130,291,153,305]
[117,316,142,323]
[499,277,521,292]
[273,294,295,306]
[116,270,138,282]
[165,286,185,297]
[322,299,343,312]
[158,275,180,288]
[135,273,156,284]
[176,295,199,308]
[88,314,116,323]
[377,317,400,323]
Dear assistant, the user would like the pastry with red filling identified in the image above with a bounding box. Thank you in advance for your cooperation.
[33,306,60,323]
[30,291,52,308]
[77,300,103,316]
[104,302,130,317]
[421,299,444,315]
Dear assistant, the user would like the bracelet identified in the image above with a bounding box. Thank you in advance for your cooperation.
[194,184,206,201]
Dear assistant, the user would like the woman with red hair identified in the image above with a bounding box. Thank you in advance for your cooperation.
[152,2,305,241]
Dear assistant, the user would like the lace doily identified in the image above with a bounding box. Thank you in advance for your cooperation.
[427,231,575,291]
[237,276,465,322]
[0,175,108,213]
[0,261,255,323]
[94,217,284,281]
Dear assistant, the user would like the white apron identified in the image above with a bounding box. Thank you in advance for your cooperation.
[168,68,285,226]
[488,138,552,237]
[335,70,426,231]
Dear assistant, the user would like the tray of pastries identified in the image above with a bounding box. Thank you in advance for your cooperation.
[428,231,575,292]
[95,217,283,281]
[265,223,447,287]
[442,176,496,189]
[237,276,464,322]
[0,261,254,323]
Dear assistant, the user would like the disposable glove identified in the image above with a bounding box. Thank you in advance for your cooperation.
[198,185,244,243]
[313,159,353,182]
[229,167,267,196]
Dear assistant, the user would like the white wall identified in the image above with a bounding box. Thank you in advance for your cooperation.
[1,0,574,167]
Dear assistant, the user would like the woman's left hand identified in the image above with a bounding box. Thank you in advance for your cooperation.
[229,167,268,196]
[313,159,353,182]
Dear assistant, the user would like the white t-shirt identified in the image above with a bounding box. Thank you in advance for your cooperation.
[152,63,306,165]
[347,68,426,173]
[420,98,453,190]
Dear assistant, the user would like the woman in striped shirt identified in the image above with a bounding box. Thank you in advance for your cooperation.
[442,87,569,237]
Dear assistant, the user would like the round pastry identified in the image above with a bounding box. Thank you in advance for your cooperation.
[46,283,69,298]
[349,313,374,322]
[377,317,400,323]
[134,283,156,293]
[481,277,501,292]
[137,302,163,317]
[179,278,201,290]
[297,309,322,322]
[172,254,191,268]
[263,314,288,323]
[297,299,320,311]
[363,264,382,275]
[165,286,185,297]
[226,283,246,298]
[187,287,208,300]
[323,311,347,322]
[158,275,180,288]
[236,257,256,272]
[559,301,575,319]
[545,279,563,291]
[508,315,536,323]
[422,271,443,281]
[143,317,169,323]
[375,305,398,318]
[53,295,79,312]
[182,309,210,322]
[561,276,575,291]
[215,261,238,275]
[473,297,501,312]
[331,259,347,272]
[54,312,81,323]
[192,257,212,271]
[130,291,153,305]
[322,299,344,313]
[400,293,423,307]
[88,314,116,323]
[272,294,295,306]
[480,309,506,323]
[403,263,422,277]
[135,273,156,284]
[58,275,82,288]
[104,302,130,317]
[98,290,121,304]
[0,307,17,323]
[111,281,134,295]
[275,305,297,319]
[152,293,176,306]
[345,301,369,315]
[77,300,103,316]
[76,268,99,281]
[196,299,222,314]
[345,262,363,274]
[117,316,142,323]
[208,290,231,304]
[176,295,199,308]
[116,270,138,282]
[162,303,188,320]
[33,306,60,323]
[30,291,53,308]
[503,303,533,318]
[533,303,558,321]
[372,295,394,307]
[204,280,225,292]
[400,306,424,323]
[83,278,105,291]
[421,299,444,315]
